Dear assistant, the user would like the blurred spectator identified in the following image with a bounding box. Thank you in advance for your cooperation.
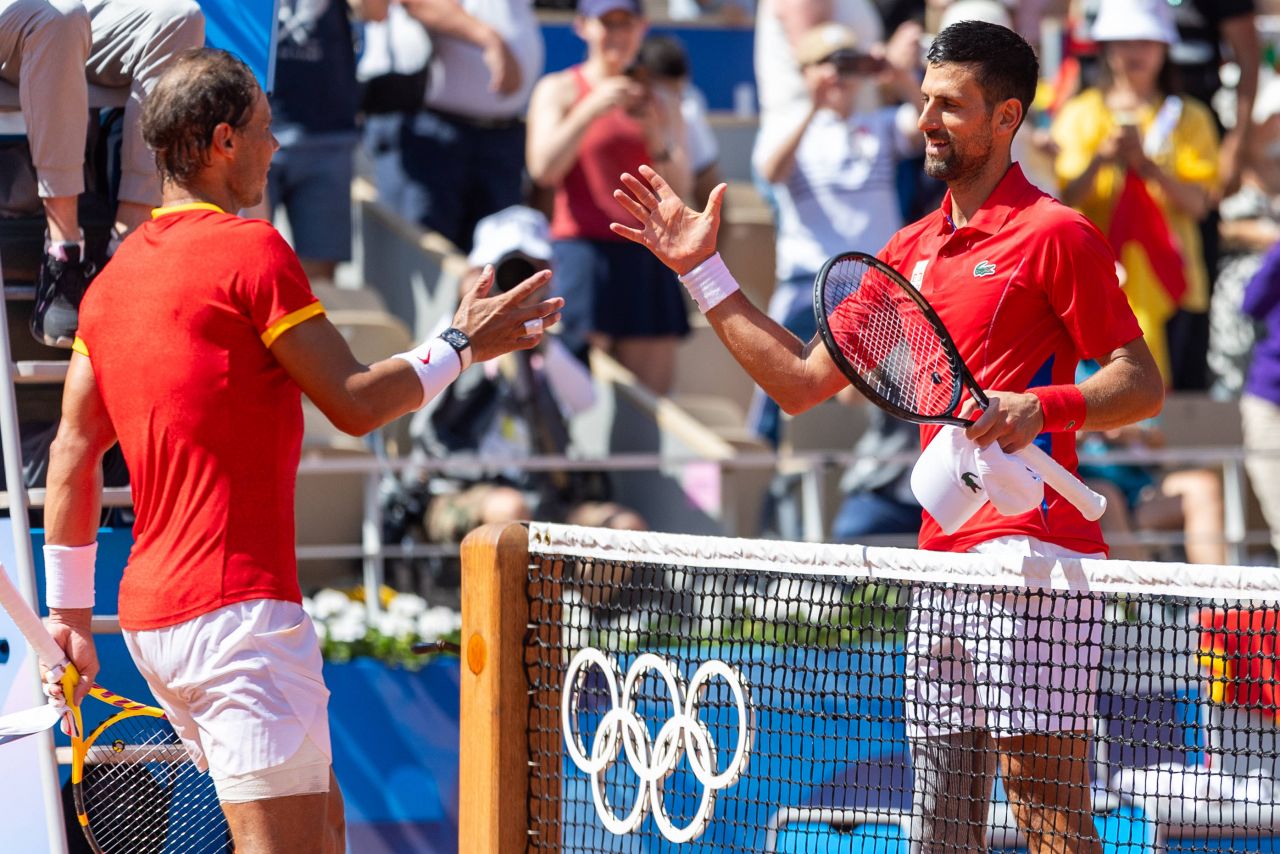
[365,0,544,252]
[526,0,691,395]
[831,403,922,542]
[635,34,724,210]
[0,0,204,347]
[748,22,919,445]
[1167,0,1261,392]
[1079,424,1226,564]
[753,0,884,133]
[268,0,373,284]
[1052,0,1219,387]
[1075,361,1225,564]
[390,206,646,546]
[1240,239,1280,559]
[1209,75,1280,396]
[1166,0,1260,198]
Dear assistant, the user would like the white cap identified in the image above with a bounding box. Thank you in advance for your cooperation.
[1091,0,1178,46]
[939,0,1012,32]
[911,425,1045,534]
[467,205,553,269]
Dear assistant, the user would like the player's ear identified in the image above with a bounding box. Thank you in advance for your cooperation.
[993,97,1023,138]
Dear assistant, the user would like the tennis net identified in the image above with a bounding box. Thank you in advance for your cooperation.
[459,522,1280,853]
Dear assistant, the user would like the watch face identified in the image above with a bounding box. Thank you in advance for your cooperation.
[442,328,470,351]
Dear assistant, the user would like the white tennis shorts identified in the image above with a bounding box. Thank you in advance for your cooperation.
[904,536,1105,740]
[123,599,333,799]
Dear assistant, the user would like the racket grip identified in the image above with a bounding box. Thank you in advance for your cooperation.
[0,563,72,669]
[1014,443,1108,521]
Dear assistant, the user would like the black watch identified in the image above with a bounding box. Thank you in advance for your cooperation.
[439,327,472,368]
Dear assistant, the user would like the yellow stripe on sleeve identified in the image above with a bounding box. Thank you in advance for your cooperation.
[72,336,90,357]
[260,301,327,348]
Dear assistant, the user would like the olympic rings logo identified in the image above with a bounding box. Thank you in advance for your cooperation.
[561,648,754,843]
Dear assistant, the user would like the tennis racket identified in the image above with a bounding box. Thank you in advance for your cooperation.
[0,568,230,854]
[813,251,1107,521]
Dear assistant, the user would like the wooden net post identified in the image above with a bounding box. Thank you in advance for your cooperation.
[459,522,561,852]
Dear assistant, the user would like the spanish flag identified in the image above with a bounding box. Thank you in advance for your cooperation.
[1106,171,1189,384]
[1199,608,1280,719]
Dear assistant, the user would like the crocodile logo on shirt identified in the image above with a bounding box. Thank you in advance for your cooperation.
[973,260,997,278]
[960,472,982,493]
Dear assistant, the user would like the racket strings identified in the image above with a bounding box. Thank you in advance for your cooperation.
[825,258,960,417]
[79,714,228,853]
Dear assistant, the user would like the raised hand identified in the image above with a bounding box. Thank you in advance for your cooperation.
[451,265,563,362]
[610,165,726,276]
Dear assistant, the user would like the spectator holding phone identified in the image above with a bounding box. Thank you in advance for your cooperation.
[526,0,692,395]
[748,22,920,444]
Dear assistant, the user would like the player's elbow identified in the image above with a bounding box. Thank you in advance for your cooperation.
[1137,378,1165,421]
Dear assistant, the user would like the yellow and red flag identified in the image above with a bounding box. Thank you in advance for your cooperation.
[1106,171,1188,383]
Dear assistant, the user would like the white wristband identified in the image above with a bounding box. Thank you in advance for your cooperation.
[678,252,741,314]
[44,543,97,609]
[392,337,464,411]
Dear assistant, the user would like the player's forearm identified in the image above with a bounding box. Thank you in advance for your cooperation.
[1077,341,1165,431]
[44,436,106,548]
[707,293,836,414]
[329,358,435,436]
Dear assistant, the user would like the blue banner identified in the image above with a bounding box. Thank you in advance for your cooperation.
[202,0,280,90]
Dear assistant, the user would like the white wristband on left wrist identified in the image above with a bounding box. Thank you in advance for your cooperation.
[45,543,97,609]
[393,337,464,411]
[678,252,741,314]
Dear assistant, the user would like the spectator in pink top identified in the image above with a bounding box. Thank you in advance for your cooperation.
[525,0,692,395]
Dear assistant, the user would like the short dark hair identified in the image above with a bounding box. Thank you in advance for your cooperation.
[926,20,1038,128]
[141,48,260,186]
[635,35,689,82]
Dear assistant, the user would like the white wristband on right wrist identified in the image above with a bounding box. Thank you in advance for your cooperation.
[44,543,97,609]
[392,337,463,411]
[678,252,740,314]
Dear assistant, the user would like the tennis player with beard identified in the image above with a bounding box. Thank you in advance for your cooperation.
[612,20,1163,854]
[38,48,561,853]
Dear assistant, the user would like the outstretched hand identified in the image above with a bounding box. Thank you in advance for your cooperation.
[451,266,563,363]
[610,164,726,276]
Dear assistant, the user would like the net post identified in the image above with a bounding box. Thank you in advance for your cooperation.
[459,522,538,852]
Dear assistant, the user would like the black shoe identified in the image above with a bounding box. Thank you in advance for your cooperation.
[32,246,95,348]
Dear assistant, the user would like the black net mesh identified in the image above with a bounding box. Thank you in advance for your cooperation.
[525,538,1280,853]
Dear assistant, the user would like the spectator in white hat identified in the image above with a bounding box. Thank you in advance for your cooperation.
[1051,0,1220,388]
[392,205,646,550]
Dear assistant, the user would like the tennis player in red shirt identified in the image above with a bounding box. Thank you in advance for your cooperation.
[612,20,1164,854]
[39,49,561,853]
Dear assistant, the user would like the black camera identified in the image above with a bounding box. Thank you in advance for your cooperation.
[493,252,546,294]
[828,49,884,76]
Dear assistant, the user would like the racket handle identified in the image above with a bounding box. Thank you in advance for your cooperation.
[1013,443,1107,521]
[0,563,72,669]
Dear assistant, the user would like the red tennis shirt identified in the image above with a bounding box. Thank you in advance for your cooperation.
[877,164,1143,555]
[73,203,325,630]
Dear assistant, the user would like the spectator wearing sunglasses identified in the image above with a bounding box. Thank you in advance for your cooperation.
[748,22,921,445]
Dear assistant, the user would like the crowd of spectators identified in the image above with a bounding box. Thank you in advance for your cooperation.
[7,0,1279,563]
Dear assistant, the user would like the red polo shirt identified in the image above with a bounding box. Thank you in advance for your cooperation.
[878,164,1142,555]
[74,203,324,629]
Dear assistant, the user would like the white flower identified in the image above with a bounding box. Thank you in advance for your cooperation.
[328,613,367,644]
[387,592,428,620]
[416,606,460,641]
[314,620,328,642]
[311,589,351,621]
[376,611,417,639]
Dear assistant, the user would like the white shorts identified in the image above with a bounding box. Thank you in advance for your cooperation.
[123,599,333,798]
[904,536,1105,740]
